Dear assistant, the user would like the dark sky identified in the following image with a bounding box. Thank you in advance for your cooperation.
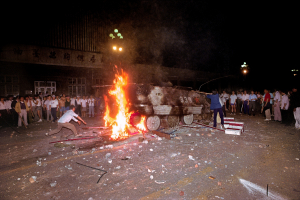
[1,1,299,89]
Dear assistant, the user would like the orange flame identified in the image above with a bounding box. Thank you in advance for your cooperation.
[104,67,147,140]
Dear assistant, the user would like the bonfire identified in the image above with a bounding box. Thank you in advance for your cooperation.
[103,67,146,140]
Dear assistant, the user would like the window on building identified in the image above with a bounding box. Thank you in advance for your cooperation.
[68,77,86,97]
[0,76,20,96]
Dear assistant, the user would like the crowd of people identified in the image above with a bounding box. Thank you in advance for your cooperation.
[0,93,103,128]
[206,87,300,130]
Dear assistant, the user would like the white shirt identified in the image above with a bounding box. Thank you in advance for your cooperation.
[50,99,59,108]
[230,94,237,104]
[75,99,81,106]
[31,100,36,107]
[281,95,289,110]
[0,102,6,110]
[58,110,78,123]
[71,98,76,106]
[88,98,95,106]
[35,99,41,106]
[5,100,12,109]
[44,100,51,110]
[274,91,281,103]
[221,93,229,100]
[237,94,242,100]
[242,94,249,101]
[25,100,31,108]
[81,99,87,107]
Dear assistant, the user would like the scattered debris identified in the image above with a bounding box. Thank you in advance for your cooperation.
[33,149,37,153]
[65,165,72,170]
[105,153,111,159]
[150,175,153,180]
[179,191,184,196]
[209,176,216,180]
[188,155,195,160]
[29,176,36,183]
[155,180,166,184]
[50,182,57,187]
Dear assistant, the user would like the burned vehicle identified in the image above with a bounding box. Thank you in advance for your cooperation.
[126,84,212,130]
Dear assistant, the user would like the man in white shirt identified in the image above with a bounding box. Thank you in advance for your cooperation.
[280,91,289,124]
[47,105,86,137]
[30,96,38,121]
[220,91,229,111]
[249,91,257,116]
[88,95,95,117]
[50,95,59,122]
[229,91,237,115]
[34,95,42,122]
[81,96,87,118]
[274,89,282,122]
[5,96,13,124]
[44,96,53,122]
[242,90,249,115]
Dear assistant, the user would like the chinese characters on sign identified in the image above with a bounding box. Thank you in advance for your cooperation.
[13,47,23,55]
[90,55,96,63]
[77,55,84,62]
[64,53,70,61]
[49,51,56,59]
[32,49,40,58]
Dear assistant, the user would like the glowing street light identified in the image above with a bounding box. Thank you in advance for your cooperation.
[241,62,249,75]
[119,47,122,51]
[113,46,117,50]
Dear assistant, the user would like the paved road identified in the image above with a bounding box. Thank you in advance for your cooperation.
[0,114,299,199]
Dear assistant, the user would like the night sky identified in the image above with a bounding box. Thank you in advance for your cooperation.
[1,1,299,90]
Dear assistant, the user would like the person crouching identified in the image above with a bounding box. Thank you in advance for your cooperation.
[46,105,86,137]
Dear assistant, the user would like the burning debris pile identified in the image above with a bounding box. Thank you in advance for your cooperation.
[103,67,146,140]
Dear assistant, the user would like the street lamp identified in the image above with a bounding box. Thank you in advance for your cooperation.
[241,62,249,75]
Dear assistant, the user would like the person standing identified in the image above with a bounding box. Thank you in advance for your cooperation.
[65,96,71,112]
[25,96,33,124]
[229,91,237,115]
[220,91,229,111]
[206,91,225,129]
[75,96,82,116]
[256,92,262,114]
[0,97,7,127]
[46,105,87,137]
[220,92,227,117]
[270,90,274,116]
[280,91,289,124]
[59,95,66,117]
[273,89,282,122]
[81,96,87,118]
[262,89,271,121]
[44,96,53,122]
[236,91,242,114]
[34,95,42,122]
[50,95,59,122]
[242,91,249,115]
[5,96,13,124]
[88,95,95,117]
[42,96,47,120]
[289,87,300,129]
[31,95,38,121]
[14,96,29,127]
[11,97,19,126]
[249,91,257,116]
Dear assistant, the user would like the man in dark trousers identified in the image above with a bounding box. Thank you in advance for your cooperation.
[205,90,225,129]
[287,87,300,127]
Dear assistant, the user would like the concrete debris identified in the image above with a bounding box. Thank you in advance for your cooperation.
[296,158,299,161]
[36,160,42,166]
[155,180,166,184]
[48,152,51,155]
[65,165,72,170]
[105,145,113,149]
[105,153,111,159]
[142,140,148,144]
[188,155,195,160]
[171,153,177,157]
[29,176,36,183]
[33,149,37,152]
[115,166,121,169]
[50,182,57,187]
[150,149,153,151]
[150,175,153,180]
[108,159,112,164]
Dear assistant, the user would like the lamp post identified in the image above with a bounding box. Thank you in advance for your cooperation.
[241,62,249,75]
